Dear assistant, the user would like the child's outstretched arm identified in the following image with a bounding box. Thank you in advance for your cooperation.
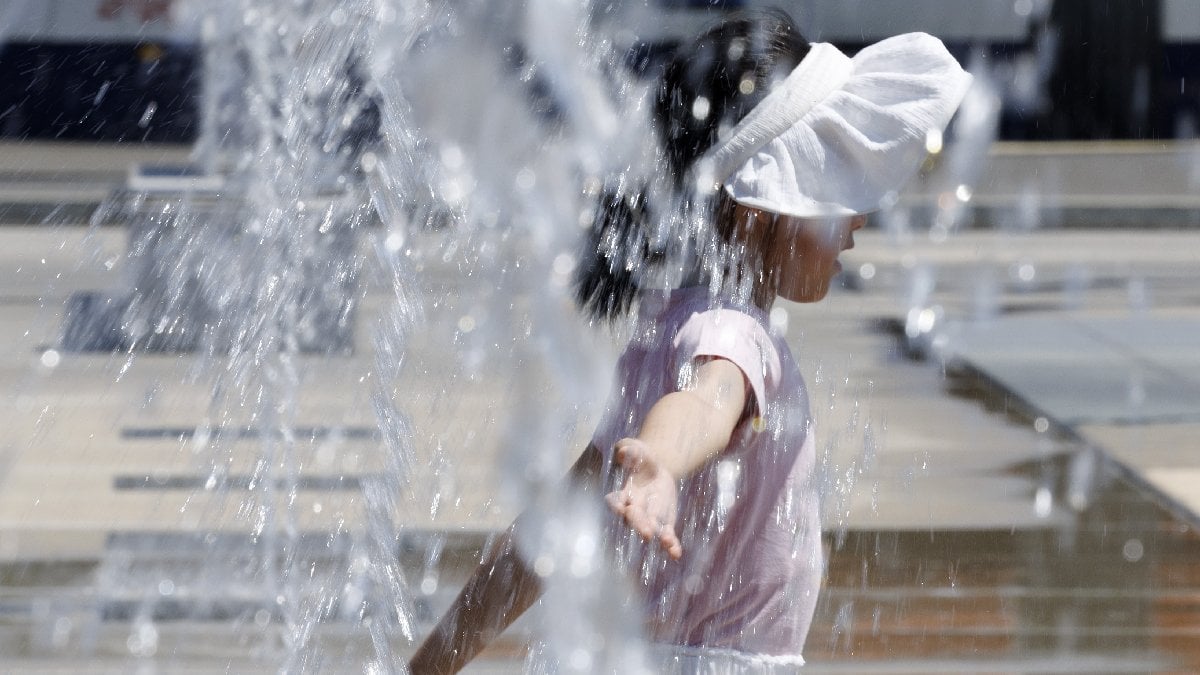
[408,359,746,672]
[605,357,749,560]
[408,445,606,674]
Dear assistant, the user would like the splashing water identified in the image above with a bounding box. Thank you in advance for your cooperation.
[70,0,659,670]
[85,2,997,667]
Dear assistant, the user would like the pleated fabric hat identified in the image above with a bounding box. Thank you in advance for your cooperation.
[702,32,973,218]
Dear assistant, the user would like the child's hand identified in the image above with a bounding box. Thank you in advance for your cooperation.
[605,438,683,560]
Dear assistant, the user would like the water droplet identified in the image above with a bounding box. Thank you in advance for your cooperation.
[769,307,789,335]
[1034,486,1053,518]
[925,128,944,154]
[552,253,576,277]
[515,168,537,192]
[1123,538,1144,562]
[569,557,594,578]
[533,556,555,577]
[385,230,405,253]
[906,307,939,338]
[138,102,158,128]
[568,648,593,670]
[126,621,158,657]
[52,617,72,648]
[716,460,741,514]
[727,38,747,60]
[40,349,61,368]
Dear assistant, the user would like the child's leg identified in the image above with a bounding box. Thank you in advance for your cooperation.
[408,445,606,674]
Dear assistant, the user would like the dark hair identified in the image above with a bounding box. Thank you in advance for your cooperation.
[573,9,810,322]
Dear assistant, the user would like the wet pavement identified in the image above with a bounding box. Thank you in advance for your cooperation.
[807,440,1200,673]
[1,141,1199,672]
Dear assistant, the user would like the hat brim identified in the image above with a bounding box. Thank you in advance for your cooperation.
[710,33,973,219]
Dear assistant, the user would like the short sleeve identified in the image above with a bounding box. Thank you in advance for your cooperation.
[671,308,781,417]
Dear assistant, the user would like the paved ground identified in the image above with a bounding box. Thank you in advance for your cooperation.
[0,141,1198,672]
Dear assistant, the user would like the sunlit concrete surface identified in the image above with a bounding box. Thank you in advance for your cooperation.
[927,141,1200,211]
[0,142,192,223]
[1,143,1199,671]
[944,315,1200,425]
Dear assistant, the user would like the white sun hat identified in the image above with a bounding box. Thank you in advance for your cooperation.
[702,32,973,218]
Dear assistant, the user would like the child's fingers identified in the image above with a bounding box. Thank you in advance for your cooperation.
[625,504,659,541]
[604,466,680,556]
[626,503,678,550]
[613,439,648,470]
[623,496,667,543]
[604,490,629,517]
[660,530,683,560]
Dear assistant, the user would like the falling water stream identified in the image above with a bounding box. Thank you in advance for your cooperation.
[74,0,659,670]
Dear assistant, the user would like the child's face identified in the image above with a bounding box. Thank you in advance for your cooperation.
[765,212,867,303]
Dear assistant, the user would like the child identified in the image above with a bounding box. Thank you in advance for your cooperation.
[409,10,971,672]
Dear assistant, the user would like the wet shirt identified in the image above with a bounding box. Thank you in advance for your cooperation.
[591,287,823,663]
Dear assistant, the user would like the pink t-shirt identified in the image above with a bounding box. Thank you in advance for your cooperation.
[591,287,822,663]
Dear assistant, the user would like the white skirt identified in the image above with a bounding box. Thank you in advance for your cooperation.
[523,642,805,674]
[654,645,806,674]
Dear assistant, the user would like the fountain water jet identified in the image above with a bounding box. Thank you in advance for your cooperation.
[59,0,660,670]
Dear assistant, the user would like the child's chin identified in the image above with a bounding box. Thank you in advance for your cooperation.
[783,286,830,304]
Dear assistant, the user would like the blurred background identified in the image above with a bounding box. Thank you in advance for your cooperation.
[4,0,1195,141]
[3,0,1197,142]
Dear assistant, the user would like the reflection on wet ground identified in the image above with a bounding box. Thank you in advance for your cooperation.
[808,451,1200,672]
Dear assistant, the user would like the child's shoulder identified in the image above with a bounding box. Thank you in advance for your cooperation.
[660,287,766,324]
